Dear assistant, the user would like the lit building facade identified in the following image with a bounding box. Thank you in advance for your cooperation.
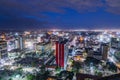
[0,41,8,59]
[14,36,25,50]
[56,41,64,67]
[101,43,109,61]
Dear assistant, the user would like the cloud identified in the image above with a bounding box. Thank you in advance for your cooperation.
[105,0,120,15]
[0,0,120,29]
[0,0,103,13]
[0,0,104,29]
[0,16,48,29]
[0,9,48,29]
[0,0,120,15]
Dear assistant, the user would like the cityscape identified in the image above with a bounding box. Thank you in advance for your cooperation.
[0,30,120,80]
[0,0,120,80]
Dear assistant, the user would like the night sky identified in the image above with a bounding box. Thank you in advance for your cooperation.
[0,0,120,30]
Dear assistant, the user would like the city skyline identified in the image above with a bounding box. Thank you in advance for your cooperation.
[0,0,120,30]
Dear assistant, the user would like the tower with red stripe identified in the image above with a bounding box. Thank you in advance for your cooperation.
[55,41,64,67]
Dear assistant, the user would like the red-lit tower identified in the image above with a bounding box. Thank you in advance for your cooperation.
[56,41,64,67]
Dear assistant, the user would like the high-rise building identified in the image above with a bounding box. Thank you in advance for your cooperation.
[7,38,16,51]
[56,41,64,67]
[111,38,120,49]
[101,43,109,61]
[0,40,8,59]
[19,36,24,50]
[15,36,25,50]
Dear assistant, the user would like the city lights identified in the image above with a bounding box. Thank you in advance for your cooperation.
[0,30,120,80]
[0,0,120,79]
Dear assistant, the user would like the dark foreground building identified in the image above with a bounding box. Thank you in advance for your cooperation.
[76,73,120,80]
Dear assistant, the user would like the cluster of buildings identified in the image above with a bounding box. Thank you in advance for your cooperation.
[0,30,120,80]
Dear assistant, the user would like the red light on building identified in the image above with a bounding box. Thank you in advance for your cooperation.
[61,43,64,67]
[55,41,64,67]
[56,41,59,65]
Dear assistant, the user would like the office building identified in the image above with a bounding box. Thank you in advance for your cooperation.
[15,36,25,50]
[101,43,109,61]
[0,40,8,59]
[56,41,64,67]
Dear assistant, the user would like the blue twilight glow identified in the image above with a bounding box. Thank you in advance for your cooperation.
[0,0,120,30]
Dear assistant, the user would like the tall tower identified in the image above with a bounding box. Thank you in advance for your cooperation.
[56,41,64,67]
[101,43,109,61]
[15,36,24,50]
[19,36,24,50]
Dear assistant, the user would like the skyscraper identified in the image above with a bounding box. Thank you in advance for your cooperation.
[101,43,109,61]
[56,41,64,67]
[15,36,24,50]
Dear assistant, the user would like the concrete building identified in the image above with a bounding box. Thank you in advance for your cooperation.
[101,43,109,61]
[111,38,120,49]
[15,36,25,50]
[0,41,7,59]
[8,49,22,59]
